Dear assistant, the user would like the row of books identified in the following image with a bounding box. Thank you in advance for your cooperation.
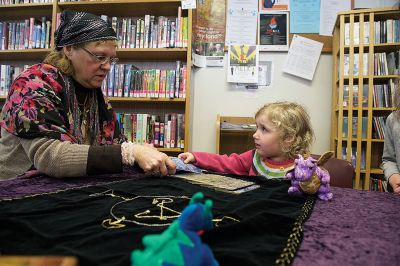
[342,79,398,108]
[0,17,51,51]
[370,176,388,192]
[342,116,368,139]
[100,62,186,99]
[344,19,400,46]
[55,10,188,49]
[343,51,399,76]
[342,115,387,139]
[372,116,387,139]
[117,112,184,149]
[374,19,400,44]
[342,84,368,108]
[372,79,398,108]
[374,51,400,76]
[0,0,52,3]
[344,22,370,46]
[0,65,28,97]
[341,146,366,170]
[343,53,368,76]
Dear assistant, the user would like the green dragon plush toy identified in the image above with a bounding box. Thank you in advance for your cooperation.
[131,192,219,266]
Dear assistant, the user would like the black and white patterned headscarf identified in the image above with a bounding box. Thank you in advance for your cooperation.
[55,10,117,50]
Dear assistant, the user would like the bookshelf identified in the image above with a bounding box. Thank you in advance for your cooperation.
[0,0,192,154]
[216,115,255,155]
[331,7,400,190]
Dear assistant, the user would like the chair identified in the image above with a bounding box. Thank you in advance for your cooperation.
[311,154,354,188]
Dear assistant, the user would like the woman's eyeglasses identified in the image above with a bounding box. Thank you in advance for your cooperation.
[81,47,119,65]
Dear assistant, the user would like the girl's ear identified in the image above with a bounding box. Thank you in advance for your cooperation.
[282,135,295,151]
[283,135,295,145]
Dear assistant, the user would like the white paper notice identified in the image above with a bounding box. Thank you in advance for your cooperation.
[319,0,351,36]
[282,35,323,80]
[258,61,273,86]
[181,0,196,9]
[225,0,258,45]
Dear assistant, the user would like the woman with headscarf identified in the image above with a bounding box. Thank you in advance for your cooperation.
[0,10,176,180]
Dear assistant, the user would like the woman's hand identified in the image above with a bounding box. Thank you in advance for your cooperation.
[178,152,196,164]
[133,144,176,176]
[389,174,400,194]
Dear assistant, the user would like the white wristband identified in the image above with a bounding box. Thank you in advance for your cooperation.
[121,142,135,166]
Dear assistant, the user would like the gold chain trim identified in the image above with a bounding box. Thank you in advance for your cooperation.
[275,196,315,266]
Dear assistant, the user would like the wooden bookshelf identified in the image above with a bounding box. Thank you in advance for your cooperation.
[216,115,255,155]
[0,0,192,153]
[331,7,400,190]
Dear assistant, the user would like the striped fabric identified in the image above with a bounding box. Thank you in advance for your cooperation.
[253,152,295,179]
[55,10,117,50]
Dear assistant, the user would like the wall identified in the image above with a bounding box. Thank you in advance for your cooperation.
[189,53,333,155]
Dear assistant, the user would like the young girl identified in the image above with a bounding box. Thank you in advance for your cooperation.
[178,101,314,179]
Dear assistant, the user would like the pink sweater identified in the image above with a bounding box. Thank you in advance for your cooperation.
[193,150,295,179]
[193,150,257,176]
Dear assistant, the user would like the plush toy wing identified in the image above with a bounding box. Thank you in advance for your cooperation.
[316,151,334,166]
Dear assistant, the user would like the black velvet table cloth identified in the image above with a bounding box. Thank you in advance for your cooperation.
[0,169,312,266]
[0,169,399,266]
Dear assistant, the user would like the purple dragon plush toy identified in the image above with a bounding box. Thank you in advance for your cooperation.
[131,192,219,266]
[286,151,334,201]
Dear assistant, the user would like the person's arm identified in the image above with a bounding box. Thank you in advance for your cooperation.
[192,150,254,176]
[382,114,400,178]
[20,136,175,177]
[381,113,400,193]
[20,137,90,178]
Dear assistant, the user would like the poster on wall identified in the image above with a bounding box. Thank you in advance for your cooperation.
[225,0,258,46]
[259,0,290,10]
[192,0,226,67]
[290,0,320,34]
[258,12,289,51]
[227,44,259,83]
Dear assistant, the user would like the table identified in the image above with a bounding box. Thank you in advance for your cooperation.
[0,169,399,266]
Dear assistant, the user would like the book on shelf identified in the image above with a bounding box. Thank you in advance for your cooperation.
[344,22,370,46]
[372,116,387,139]
[370,175,388,192]
[342,84,368,107]
[374,19,400,44]
[102,63,186,99]
[372,79,397,108]
[91,11,189,49]
[343,53,368,76]
[341,146,366,170]
[0,17,51,50]
[342,116,367,138]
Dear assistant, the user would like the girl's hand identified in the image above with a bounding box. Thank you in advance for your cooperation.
[178,152,196,164]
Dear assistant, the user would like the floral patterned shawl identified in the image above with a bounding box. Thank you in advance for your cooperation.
[0,63,121,145]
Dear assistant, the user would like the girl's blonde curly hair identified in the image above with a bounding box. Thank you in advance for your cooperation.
[255,101,314,158]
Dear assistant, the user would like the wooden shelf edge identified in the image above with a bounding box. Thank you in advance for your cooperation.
[158,148,183,152]
[58,0,181,5]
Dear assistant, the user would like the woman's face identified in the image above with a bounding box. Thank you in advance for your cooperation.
[65,41,117,89]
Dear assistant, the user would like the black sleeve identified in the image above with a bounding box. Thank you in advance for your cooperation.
[87,144,123,175]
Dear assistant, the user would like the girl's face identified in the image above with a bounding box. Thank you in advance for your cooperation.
[253,115,289,161]
[65,41,117,89]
